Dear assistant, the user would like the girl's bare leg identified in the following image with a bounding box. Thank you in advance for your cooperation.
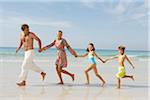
[122,75,134,80]
[61,69,74,81]
[85,65,93,84]
[93,64,105,87]
[56,65,64,84]
[117,78,121,89]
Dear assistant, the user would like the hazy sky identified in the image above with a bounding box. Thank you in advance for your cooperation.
[0,0,148,51]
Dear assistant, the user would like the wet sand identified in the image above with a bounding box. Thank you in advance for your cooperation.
[0,57,149,100]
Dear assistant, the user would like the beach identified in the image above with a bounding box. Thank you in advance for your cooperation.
[0,0,148,99]
[0,48,149,100]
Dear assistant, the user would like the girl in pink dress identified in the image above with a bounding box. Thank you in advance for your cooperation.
[40,30,77,84]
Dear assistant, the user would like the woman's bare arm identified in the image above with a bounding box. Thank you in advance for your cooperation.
[41,40,56,51]
[64,39,77,57]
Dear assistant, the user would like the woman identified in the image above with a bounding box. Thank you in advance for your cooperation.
[40,30,77,84]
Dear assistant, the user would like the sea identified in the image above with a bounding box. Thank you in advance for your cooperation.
[0,47,149,63]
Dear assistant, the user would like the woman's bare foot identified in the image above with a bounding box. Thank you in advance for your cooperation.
[57,82,64,85]
[85,82,89,85]
[72,74,75,81]
[17,81,26,86]
[41,72,46,81]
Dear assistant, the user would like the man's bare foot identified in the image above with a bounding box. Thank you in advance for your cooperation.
[85,83,89,85]
[72,74,75,81]
[17,81,26,86]
[57,82,64,85]
[101,81,106,87]
[41,72,46,81]
[131,76,134,81]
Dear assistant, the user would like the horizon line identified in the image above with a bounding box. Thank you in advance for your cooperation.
[0,46,149,52]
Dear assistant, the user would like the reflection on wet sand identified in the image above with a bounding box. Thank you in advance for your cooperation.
[16,83,148,100]
[18,83,105,100]
[18,86,46,100]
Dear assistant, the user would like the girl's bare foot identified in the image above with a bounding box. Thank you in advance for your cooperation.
[131,76,134,81]
[101,81,105,87]
[17,81,26,86]
[41,72,46,81]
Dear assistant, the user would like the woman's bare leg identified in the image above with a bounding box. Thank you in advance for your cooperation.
[61,69,74,81]
[93,64,105,87]
[56,65,63,84]
[85,65,93,84]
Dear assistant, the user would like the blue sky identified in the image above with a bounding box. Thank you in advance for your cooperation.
[0,0,148,51]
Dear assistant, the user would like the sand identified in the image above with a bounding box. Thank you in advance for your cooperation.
[0,57,149,100]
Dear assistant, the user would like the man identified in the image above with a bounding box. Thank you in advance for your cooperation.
[16,24,46,86]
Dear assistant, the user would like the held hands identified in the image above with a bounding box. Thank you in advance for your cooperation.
[74,54,78,58]
[102,59,109,63]
[102,60,106,63]
[38,48,43,53]
[38,47,47,53]
[75,55,78,58]
[100,59,107,63]
[104,59,109,63]
[102,59,107,63]
[38,48,45,53]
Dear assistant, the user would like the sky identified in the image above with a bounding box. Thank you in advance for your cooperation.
[0,0,149,51]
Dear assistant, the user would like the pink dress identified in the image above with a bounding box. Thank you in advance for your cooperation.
[50,38,76,68]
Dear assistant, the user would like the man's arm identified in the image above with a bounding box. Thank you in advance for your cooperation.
[125,55,135,69]
[30,32,42,50]
[16,39,23,53]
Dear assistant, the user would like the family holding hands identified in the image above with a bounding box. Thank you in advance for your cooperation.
[16,24,135,89]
